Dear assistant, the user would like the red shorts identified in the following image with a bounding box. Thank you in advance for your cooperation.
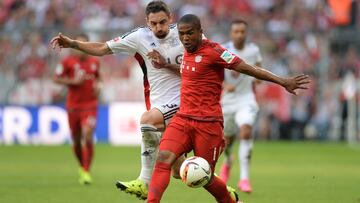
[67,108,97,136]
[159,115,225,171]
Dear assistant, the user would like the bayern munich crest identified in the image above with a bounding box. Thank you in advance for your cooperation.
[195,55,202,63]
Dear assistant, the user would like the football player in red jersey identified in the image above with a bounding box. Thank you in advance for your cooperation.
[53,33,101,185]
[147,14,309,203]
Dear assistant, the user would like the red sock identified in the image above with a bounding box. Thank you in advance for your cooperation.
[147,162,172,203]
[82,141,94,172]
[72,144,83,167]
[204,176,236,203]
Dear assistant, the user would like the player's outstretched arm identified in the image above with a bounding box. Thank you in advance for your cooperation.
[233,61,310,95]
[50,33,113,56]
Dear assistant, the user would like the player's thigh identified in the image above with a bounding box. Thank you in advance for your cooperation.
[67,111,81,139]
[193,121,225,172]
[234,103,259,127]
[80,110,97,138]
[223,112,238,137]
[153,103,180,127]
[159,116,191,159]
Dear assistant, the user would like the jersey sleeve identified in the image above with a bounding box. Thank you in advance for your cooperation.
[106,27,141,55]
[213,44,242,69]
[254,45,262,65]
[55,59,69,77]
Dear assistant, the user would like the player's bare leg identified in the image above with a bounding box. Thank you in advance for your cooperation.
[79,123,95,185]
[171,155,185,179]
[238,124,253,193]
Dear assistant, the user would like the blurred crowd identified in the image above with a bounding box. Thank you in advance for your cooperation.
[0,0,359,140]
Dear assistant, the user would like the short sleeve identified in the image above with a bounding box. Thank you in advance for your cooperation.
[106,27,140,55]
[254,45,262,64]
[213,44,242,69]
[55,60,68,77]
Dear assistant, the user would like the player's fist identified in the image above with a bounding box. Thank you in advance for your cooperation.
[147,49,166,69]
[50,33,75,51]
[282,74,310,95]
[223,83,236,92]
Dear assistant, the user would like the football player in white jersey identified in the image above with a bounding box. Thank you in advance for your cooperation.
[219,19,262,193]
[50,1,239,201]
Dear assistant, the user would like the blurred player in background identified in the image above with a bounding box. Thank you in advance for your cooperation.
[53,33,101,185]
[147,14,309,203]
[219,20,262,193]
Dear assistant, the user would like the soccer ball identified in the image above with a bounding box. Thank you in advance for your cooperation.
[179,156,212,188]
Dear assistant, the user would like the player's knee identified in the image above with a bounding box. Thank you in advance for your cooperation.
[224,137,232,147]
[140,111,154,125]
[82,126,94,141]
[140,110,164,128]
[156,150,176,164]
[240,124,252,139]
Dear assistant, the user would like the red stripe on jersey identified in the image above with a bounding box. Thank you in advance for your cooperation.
[135,53,151,110]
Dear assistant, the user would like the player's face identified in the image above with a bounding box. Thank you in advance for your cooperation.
[178,23,202,53]
[231,23,247,45]
[147,11,172,39]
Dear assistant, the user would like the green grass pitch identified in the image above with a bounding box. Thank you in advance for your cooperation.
[0,142,359,203]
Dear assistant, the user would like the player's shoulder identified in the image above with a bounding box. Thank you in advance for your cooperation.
[221,41,233,50]
[121,26,149,39]
[202,39,226,55]
[246,42,260,51]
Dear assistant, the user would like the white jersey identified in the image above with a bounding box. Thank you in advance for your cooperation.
[106,25,183,111]
[221,42,262,108]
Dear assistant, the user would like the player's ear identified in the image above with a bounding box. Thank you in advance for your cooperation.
[169,13,174,24]
[145,17,150,27]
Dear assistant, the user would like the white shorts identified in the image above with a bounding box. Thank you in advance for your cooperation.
[223,102,259,137]
[153,103,180,125]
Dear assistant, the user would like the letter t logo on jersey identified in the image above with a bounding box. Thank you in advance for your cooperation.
[220,50,235,64]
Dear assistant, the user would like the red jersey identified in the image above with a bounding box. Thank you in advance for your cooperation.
[55,55,100,109]
[178,39,242,121]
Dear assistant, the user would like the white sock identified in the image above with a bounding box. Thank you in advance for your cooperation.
[138,124,162,185]
[239,139,253,180]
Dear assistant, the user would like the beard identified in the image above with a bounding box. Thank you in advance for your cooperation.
[155,31,167,39]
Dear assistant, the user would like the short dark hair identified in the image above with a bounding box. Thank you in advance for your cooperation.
[178,14,201,30]
[76,33,89,41]
[231,19,248,27]
[145,1,170,16]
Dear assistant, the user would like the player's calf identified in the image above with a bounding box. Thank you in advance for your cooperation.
[171,155,185,179]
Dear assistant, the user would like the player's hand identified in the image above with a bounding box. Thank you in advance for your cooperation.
[223,84,236,92]
[282,74,310,95]
[93,82,102,97]
[50,33,75,51]
[147,49,167,69]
